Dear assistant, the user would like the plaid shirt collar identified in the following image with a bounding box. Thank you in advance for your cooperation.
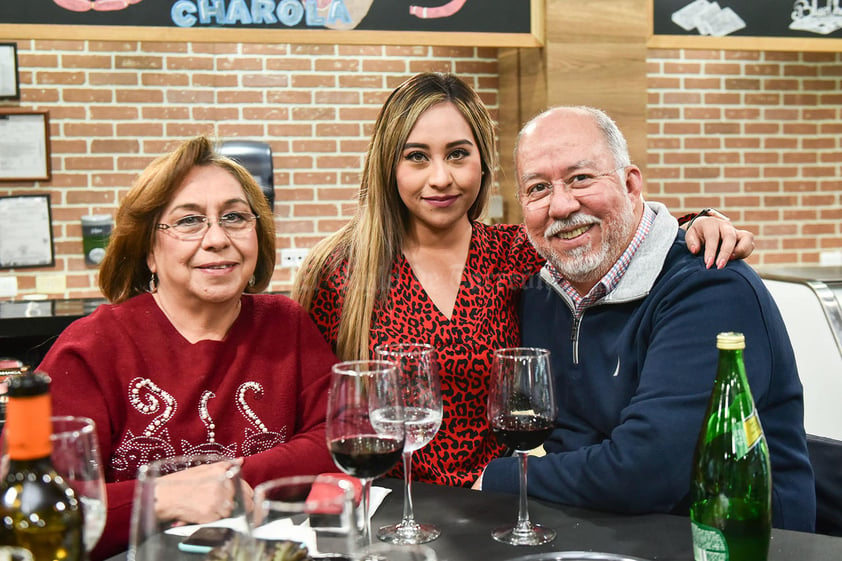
[547,204,656,313]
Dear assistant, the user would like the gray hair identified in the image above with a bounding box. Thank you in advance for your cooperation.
[514,105,632,171]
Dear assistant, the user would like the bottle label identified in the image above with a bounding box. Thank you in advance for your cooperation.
[691,520,729,561]
[734,409,762,460]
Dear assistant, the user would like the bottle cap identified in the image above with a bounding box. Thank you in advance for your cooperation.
[5,371,53,459]
[6,371,51,397]
[716,332,745,350]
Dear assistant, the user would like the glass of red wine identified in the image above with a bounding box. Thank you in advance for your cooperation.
[487,347,557,546]
[327,360,405,546]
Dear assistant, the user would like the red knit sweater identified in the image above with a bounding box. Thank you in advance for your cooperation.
[39,293,337,560]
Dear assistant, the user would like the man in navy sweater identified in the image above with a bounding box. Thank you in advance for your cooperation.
[477,106,815,531]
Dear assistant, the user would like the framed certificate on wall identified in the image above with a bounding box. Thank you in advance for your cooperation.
[0,194,55,269]
[0,109,51,181]
[0,42,18,100]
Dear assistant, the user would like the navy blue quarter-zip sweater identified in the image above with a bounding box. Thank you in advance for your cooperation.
[482,203,815,532]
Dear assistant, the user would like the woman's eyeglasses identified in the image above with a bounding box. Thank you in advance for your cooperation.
[156,212,259,241]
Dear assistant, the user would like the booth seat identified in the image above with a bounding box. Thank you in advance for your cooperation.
[761,266,842,536]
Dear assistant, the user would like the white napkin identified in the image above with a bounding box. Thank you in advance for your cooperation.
[252,519,317,551]
[165,485,392,538]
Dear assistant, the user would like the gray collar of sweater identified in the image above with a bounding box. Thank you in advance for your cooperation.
[537,201,679,306]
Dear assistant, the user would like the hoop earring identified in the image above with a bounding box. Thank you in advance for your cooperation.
[148,273,158,293]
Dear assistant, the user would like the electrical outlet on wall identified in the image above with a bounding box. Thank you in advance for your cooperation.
[280,248,308,268]
[0,276,17,298]
[819,251,842,266]
[36,274,66,294]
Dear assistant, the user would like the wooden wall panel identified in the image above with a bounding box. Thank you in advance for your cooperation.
[498,0,650,223]
[543,40,648,167]
[498,47,546,223]
[544,0,649,173]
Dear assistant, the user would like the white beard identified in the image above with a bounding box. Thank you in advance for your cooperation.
[529,197,637,287]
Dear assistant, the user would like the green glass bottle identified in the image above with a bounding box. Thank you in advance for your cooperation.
[0,372,84,561]
[690,332,772,561]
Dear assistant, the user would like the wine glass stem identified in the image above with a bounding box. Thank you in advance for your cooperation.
[362,477,373,545]
[401,450,416,526]
[515,450,533,532]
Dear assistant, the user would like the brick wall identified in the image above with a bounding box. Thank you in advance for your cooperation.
[2,42,841,300]
[647,49,842,267]
[0,40,499,298]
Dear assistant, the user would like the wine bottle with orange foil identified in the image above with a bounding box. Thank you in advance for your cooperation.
[0,372,84,561]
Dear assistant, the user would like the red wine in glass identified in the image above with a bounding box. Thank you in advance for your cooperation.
[326,360,405,546]
[491,413,553,451]
[487,347,557,546]
[329,436,404,479]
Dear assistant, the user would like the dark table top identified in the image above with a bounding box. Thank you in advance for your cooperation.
[108,477,842,561]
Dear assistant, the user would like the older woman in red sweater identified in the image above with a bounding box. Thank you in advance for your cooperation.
[38,136,337,560]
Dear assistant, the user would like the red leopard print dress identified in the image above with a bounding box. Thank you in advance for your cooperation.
[308,222,544,487]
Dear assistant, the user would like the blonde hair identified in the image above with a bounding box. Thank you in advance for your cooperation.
[293,72,497,360]
[99,135,275,303]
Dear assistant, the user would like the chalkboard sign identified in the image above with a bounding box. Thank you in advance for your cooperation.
[651,0,842,50]
[0,0,543,47]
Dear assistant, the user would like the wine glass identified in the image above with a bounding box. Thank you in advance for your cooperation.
[326,360,405,545]
[128,454,250,561]
[251,474,360,560]
[487,347,557,546]
[50,416,107,557]
[374,343,442,545]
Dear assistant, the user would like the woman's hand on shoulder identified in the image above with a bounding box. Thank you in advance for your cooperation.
[684,215,755,270]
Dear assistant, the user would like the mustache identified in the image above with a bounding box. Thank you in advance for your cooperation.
[544,213,601,238]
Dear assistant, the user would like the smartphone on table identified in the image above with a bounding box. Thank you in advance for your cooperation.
[177,526,236,554]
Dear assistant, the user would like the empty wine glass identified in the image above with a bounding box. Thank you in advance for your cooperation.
[50,416,107,556]
[326,360,405,545]
[251,474,360,560]
[128,455,249,561]
[375,343,442,545]
[487,347,557,546]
